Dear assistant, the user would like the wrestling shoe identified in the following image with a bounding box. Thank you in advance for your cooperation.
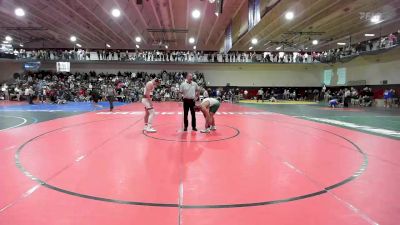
[145,127,157,133]
[200,128,211,133]
[210,126,216,131]
[143,125,148,131]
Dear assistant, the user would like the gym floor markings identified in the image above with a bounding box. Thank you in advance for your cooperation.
[299,116,400,138]
[96,111,276,115]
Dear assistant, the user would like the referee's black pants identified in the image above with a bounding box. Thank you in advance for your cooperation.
[183,98,196,129]
[107,96,114,111]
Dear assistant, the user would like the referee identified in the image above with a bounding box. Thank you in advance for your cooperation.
[180,73,200,131]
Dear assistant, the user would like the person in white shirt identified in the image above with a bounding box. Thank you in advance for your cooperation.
[343,88,351,107]
[195,97,221,133]
[244,89,248,99]
[15,87,21,101]
[164,91,171,101]
[257,88,264,102]
[142,78,160,133]
[25,86,34,104]
[180,73,200,131]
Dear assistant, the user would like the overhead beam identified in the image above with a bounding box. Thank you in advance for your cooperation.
[53,0,121,45]
[0,27,48,31]
[284,31,325,36]
[147,29,188,33]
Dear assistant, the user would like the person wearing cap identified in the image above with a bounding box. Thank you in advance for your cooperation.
[142,77,160,133]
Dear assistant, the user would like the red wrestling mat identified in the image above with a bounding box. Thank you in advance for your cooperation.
[0,102,399,225]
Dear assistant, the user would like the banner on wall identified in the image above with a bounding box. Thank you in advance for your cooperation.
[224,21,233,53]
[254,0,261,25]
[56,62,70,72]
[337,67,347,85]
[248,0,261,30]
[323,69,333,85]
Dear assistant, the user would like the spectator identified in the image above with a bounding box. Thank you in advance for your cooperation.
[257,88,264,102]
[25,86,34,104]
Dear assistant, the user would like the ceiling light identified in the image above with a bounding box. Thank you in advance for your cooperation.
[337,43,346,46]
[135,36,141,43]
[192,9,201,19]
[312,40,318,45]
[19,43,24,47]
[285,11,294,20]
[106,44,111,48]
[2,41,9,44]
[251,38,258,45]
[76,43,82,47]
[70,36,77,42]
[215,12,219,16]
[249,46,253,50]
[370,14,381,23]
[111,8,121,18]
[165,45,168,49]
[5,36,12,41]
[276,46,282,50]
[188,37,195,44]
[209,0,215,3]
[136,44,140,48]
[193,46,197,50]
[14,8,25,17]
[365,33,375,37]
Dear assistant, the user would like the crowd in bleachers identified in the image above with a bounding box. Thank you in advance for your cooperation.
[15,48,323,63]
[213,85,398,108]
[319,32,399,63]
[1,70,398,108]
[12,33,399,64]
[0,70,206,104]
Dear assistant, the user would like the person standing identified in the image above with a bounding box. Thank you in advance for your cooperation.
[257,88,264,102]
[106,84,116,111]
[321,85,327,100]
[343,88,351,108]
[234,88,240,103]
[244,89,248,99]
[25,86,34,104]
[180,73,200,131]
[39,87,46,103]
[142,78,160,133]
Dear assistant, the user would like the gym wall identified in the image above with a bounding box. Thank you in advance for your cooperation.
[0,60,323,87]
[323,47,400,86]
[0,47,399,86]
[0,60,24,82]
